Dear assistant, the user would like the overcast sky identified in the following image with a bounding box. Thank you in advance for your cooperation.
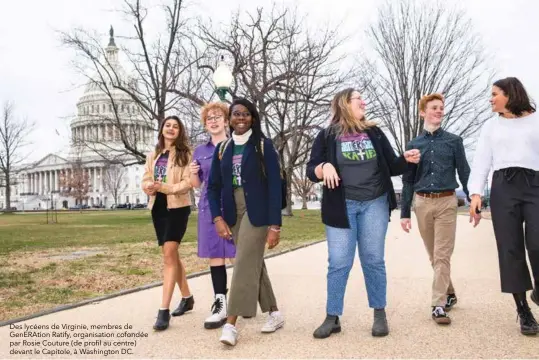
[0,0,538,163]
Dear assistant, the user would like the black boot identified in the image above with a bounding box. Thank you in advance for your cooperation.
[313,315,341,339]
[514,293,538,336]
[171,295,194,316]
[153,309,170,331]
[517,306,539,336]
[372,308,389,337]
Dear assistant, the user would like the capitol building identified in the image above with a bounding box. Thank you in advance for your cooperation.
[0,29,154,210]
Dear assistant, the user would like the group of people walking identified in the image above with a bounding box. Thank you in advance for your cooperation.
[141,76,538,347]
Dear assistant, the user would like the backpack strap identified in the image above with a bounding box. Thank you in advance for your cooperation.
[218,138,232,160]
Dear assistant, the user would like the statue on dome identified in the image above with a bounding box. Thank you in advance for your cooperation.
[108,26,116,47]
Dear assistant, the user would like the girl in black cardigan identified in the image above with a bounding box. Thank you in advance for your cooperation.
[306,88,420,339]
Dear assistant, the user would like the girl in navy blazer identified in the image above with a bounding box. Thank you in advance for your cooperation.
[207,98,284,346]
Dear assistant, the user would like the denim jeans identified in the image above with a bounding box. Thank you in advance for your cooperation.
[325,194,390,315]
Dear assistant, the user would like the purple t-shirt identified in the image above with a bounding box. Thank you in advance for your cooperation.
[154,152,169,183]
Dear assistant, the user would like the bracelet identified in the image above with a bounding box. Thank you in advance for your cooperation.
[214,217,224,223]
[321,162,327,169]
[269,227,281,233]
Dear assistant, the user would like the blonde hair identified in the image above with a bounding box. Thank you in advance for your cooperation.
[200,102,229,126]
[330,88,376,135]
[419,93,444,113]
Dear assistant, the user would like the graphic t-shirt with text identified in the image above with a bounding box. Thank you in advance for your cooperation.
[232,144,245,188]
[154,152,169,183]
[336,132,386,201]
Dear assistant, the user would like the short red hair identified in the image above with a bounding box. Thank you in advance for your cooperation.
[419,93,444,112]
[200,102,229,126]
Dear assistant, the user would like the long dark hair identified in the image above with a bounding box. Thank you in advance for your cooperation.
[493,77,536,116]
[155,115,191,167]
[229,98,267,178]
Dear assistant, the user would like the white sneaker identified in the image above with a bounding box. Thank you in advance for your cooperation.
[220,323,238,346]
[204,294,227,329]
[261,311,284,333]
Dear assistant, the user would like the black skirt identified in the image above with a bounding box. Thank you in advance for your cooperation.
[151,192,191,246]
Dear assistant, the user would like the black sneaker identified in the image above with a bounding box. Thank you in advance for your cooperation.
[432,306,451,325]
[517,307,539,336]
[171,296,194,317]
[153,309,170,331]
[445,294,458,312]
[531,289,538,307]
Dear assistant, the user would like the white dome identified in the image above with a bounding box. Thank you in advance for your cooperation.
[69,27,153,161]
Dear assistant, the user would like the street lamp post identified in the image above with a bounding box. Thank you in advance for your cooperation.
[212,56,233,101]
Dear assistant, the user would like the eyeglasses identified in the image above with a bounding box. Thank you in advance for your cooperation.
[206,115,224,123]
[232,112,251,118]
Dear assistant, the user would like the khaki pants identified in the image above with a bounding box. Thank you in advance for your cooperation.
[414,194,458,307]
[227,188,277,317]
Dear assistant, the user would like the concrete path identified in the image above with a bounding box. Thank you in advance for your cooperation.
[2,213,538,359]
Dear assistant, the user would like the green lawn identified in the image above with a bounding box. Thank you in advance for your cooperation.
[0,209,325,321]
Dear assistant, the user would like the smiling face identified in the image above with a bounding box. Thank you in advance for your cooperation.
[205,109,227,136]
[420,99,444,127]
[490,85,509,114]
[230,104,253,135]
[349,91,366,120]
[162,118,180,141]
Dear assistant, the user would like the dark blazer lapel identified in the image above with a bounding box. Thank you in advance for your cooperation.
[240,136,256,170]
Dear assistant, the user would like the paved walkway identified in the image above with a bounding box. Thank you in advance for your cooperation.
[2,213,538,359]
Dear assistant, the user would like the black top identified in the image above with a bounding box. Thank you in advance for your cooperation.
[336,132,387,201]
[400,128,471,218]
[307,126,409,229]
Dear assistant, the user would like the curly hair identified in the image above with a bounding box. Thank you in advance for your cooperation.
[155,116,191,167]
[200,102,230,126]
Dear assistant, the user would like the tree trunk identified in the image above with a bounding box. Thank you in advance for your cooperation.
[281,173,293,217]
[301,196,308,210]
[5,174,11,209]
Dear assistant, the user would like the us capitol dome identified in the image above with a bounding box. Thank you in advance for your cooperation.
[2,27,154,210]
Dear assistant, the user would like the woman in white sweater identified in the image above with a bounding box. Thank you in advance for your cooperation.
[468,77,539,335]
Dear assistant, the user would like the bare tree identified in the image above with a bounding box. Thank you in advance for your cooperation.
[59,159,90,210]
[363,0,494,153]
[102,163,128,206]
[60,0,207,164]
[197,5,354,215]
[291,166,317,209]
[0,102,33,209]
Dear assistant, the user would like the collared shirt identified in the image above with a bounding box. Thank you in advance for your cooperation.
[401,128,470,218]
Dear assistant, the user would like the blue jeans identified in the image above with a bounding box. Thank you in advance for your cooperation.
[325,194,390,315]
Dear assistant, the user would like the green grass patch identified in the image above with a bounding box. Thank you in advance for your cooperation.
[0,271,34,288]
[0,209,325,321]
